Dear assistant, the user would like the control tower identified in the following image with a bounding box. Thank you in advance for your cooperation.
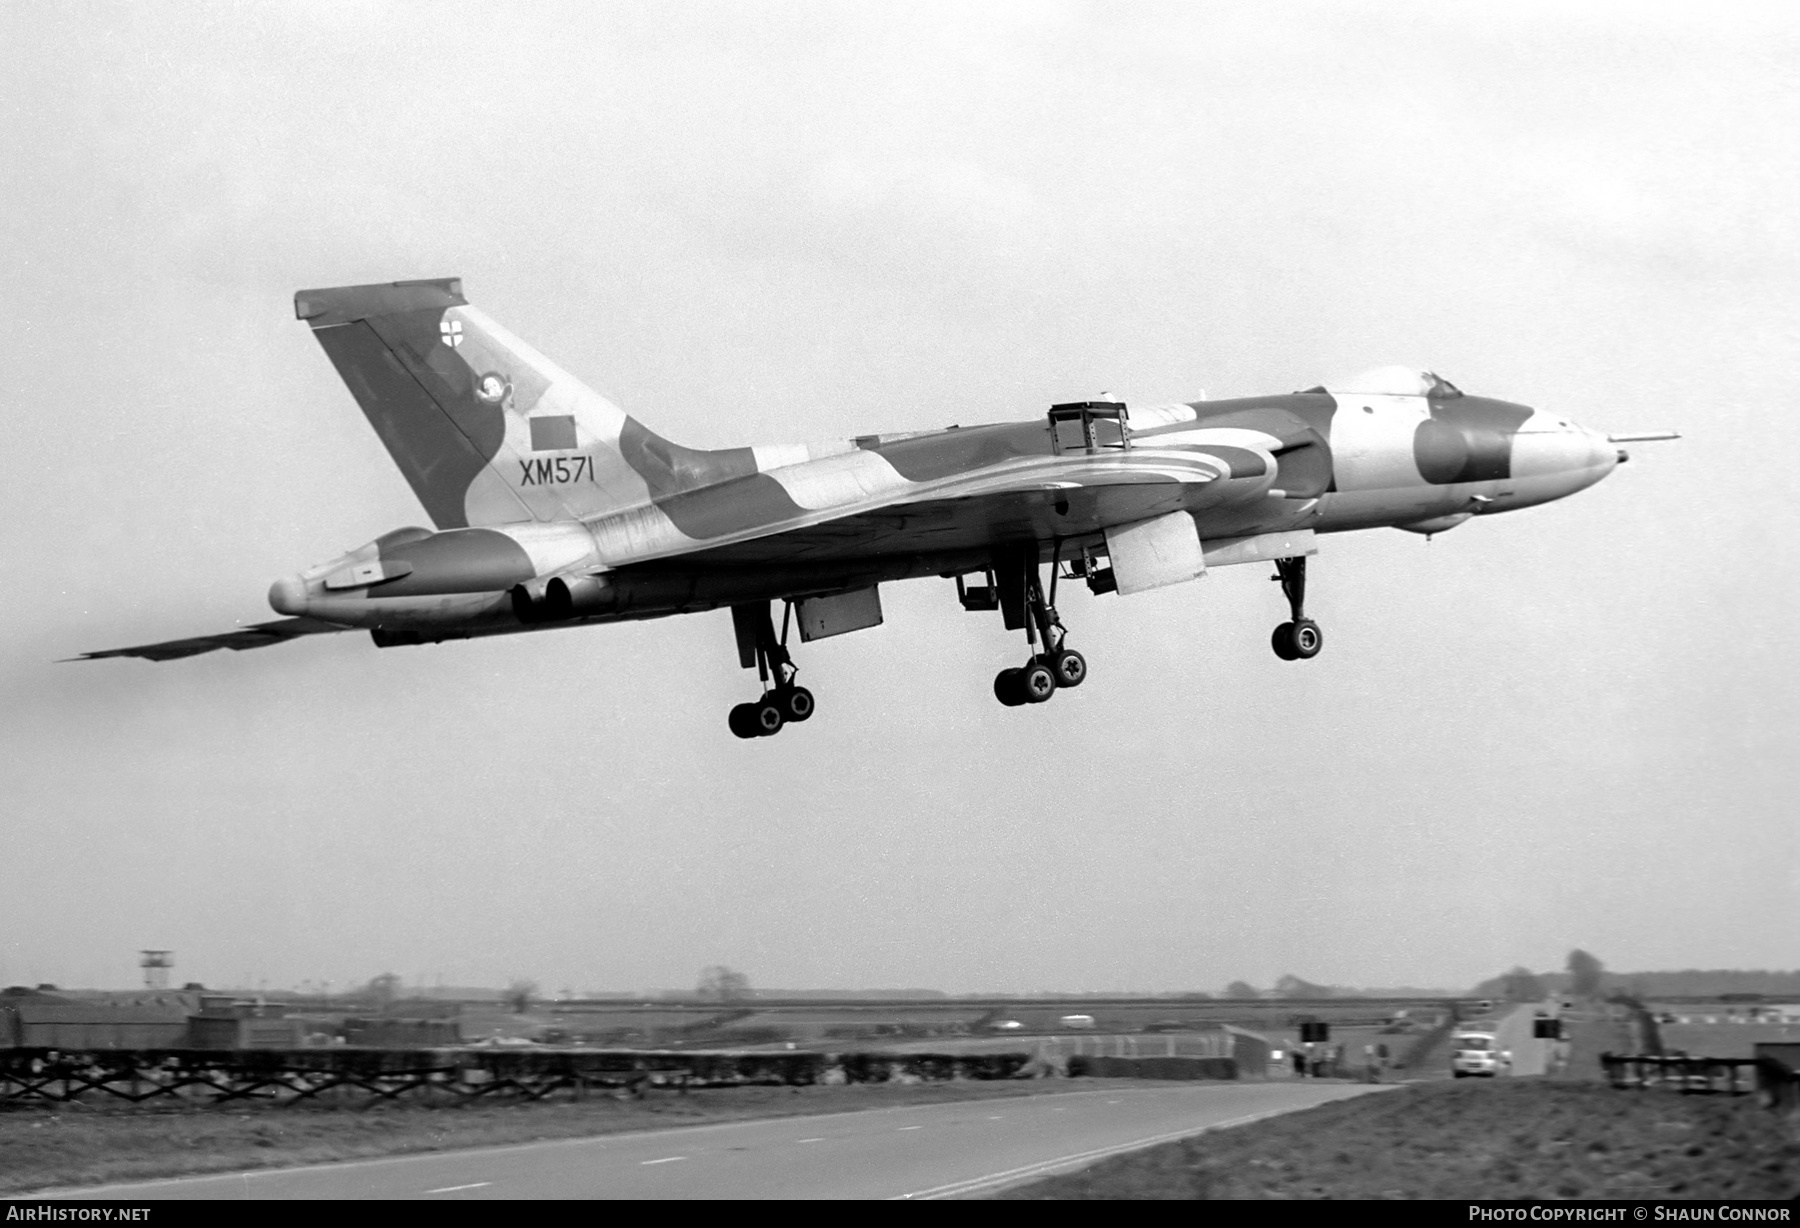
[139,950,173,990]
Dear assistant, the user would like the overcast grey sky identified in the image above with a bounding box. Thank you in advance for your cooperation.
[2,1,1795,996]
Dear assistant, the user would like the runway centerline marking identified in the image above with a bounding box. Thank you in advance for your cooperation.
[894,1107,1296,1200]
[798,1138,825,1144]
[640,1156,687,1166]
[898,1125,923,1131]
[426,1182,491,1193]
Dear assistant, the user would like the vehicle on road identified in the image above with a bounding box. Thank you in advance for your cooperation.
[1450,1030,1511,1078]
[81,278,1677,737]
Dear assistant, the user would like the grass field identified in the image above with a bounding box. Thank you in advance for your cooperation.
[1562,1016,1636,1080]
[1660,1023,1800,1059]
[0,1079,1077,1196]
[999,1079,1799,1200]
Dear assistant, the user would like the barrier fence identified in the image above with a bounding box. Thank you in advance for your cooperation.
[1602,1047,1800,1113]
[1037,1034,1233,1060]
[1602,1053,1757,1094]
[1066,1055,1239,1080]
[0,1048,1034,1108]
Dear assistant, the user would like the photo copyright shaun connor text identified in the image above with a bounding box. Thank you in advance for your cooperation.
[1471,1211,1791,1223]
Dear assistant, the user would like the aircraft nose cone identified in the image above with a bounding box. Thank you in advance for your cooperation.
[1507,419,1617,503]
[1584,427,1620,475]
[268,574,308,615]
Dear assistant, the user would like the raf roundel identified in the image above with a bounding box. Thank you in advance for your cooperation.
[439,319,463,348]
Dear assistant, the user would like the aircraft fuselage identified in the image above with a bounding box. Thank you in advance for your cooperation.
[268,379,1621,640]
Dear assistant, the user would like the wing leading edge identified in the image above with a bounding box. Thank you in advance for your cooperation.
[643,439,1274,567]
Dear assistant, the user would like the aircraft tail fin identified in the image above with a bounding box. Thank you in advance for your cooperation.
[296,279,754,529]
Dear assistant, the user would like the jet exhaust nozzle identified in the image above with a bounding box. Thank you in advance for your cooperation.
[268,575,308,615]
[509,579,555,624]
[511,575,616,624]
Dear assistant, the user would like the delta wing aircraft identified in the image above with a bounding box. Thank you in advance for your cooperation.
[83,279,1677,737]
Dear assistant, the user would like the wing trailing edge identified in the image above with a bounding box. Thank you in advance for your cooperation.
[69,617,350,663]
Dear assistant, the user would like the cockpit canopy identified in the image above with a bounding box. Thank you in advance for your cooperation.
[1311,366,1464,398]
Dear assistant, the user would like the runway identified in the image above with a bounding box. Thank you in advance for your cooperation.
[42,1081,1392,1200]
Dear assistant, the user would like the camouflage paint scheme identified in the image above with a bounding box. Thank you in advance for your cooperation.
[82,278,1645,671]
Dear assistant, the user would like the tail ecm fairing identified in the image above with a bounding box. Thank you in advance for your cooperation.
[295,279,755,531]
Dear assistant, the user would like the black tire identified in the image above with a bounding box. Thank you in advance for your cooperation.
[1271,622,1298,660]
[782,685,815,723]
[1291,619,1323,659]
[728,703,761,739]
[754,699,785,736]
[1051,648,1087,688]
[1021,661,1057,703]
[993,668,1026,707]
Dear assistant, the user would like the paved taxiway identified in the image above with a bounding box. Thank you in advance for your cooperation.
[44,1082,1392,1200]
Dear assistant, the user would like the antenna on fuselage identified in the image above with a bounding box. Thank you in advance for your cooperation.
[1606,429,1680,465]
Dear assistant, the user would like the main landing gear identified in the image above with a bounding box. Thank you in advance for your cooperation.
[993,556,1087,707]
[727,601,815,739]
[1270,555,1323,661]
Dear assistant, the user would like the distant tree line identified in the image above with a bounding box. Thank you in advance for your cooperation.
[697,966,752,1002]
[1221,950,1800,1003]
[1221,976,1460,1000]
[1469,951,1800,1002]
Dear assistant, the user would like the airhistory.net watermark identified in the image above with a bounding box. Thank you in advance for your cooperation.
[6,1210,151,1222]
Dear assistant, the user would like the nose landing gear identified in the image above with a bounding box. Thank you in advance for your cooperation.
[991,553,1087,707]
[727,601,815,738]
[1270,555,1323,661]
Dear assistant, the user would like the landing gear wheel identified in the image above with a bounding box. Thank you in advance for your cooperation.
[1049,648,1087,688]
[1291,619,1323,659]
[1020,660,1057,703]
[728,703,761,739]
[1270,557,1321,662]
[780,685,815,723]
[993,668,1027,707]
[754,698,785,736]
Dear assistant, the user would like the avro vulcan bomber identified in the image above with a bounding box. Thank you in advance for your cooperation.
[84,279,1676,737]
